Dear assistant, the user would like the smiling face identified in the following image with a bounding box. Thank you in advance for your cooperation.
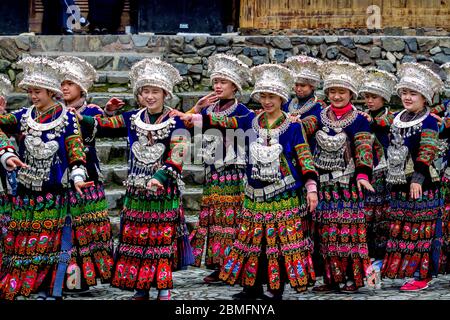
[326,87,352,108]
[28,87,54,109]
[212,78,237,100]
[61,80,83,104]
[259,92,283,115]
[399,88,426,113]
[364,92,385,112]
[137,86,166,113]
[294,82,314,98]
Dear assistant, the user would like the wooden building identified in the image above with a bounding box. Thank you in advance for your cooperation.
[239,0,450,31]
[2,0,449,36]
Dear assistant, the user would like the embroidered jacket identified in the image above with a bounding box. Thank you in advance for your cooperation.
[188,100,252,173]
[81,108,188,187]
[203,111,318,201]
[436,99,450,175]
[389,110,439,185]
[368,107,393,169]
[0,104,86,190]
[302,105,374,184]
[283,93,326,153]
[77,103,106,183]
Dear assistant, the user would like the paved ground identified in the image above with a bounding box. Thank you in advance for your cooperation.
[16,267,450,300]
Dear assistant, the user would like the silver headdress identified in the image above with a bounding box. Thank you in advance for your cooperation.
[284,55,323,88]
[130,58,183,99]
[396,62,444,105]
[0,74,13,97]
[17,56,64,96]
[208,53,251,93]
[359,67,397,102]
[441,62,450,87]
[320,60,365,97]
[56,55,98,94]
[251,64,294,103]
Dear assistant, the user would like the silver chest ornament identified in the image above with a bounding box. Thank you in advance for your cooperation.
[314,106,357,172]
[250,112,290,183]
[386,108,429,184]
[288,96,317,117]
[18,106,70,191]
[199,100,238,165]
[126,108,175,189]
[198,134,221,165]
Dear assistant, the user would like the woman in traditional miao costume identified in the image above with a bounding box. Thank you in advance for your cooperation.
[185,54,252,284]
[78,58,189,300]
[284,55,326,277]
[180,64,319,300]
[359,68,397,262]
[0,75,15,272]
[0,57,91,300]
[55,56,115,292]
[421,62,450,274]
[306,61,375,294]
[381,62,444,292]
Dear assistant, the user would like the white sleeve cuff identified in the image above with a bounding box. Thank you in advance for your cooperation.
[70,166,87,182]
[0,151,17,170]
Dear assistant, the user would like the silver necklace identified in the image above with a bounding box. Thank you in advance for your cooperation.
[320,105,358,133]
[131,107,176,141]
[252,111,291,139]
[206,98,238,117]
[288,96,317,116]
[24,105,68,133]
[392,108,429,129]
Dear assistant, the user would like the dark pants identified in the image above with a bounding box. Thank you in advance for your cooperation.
[41,0,76,34]
[88,0,125,33]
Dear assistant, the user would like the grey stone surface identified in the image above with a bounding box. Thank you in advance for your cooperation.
[326,46,339,59]
[189,64,203,74]
[338,37,355,48]
[382,38,405,52]
[405,37,418,52]
[376,60,396,72]
[430,46,442,55]
[252,55,268,65]
[173,63,189,76]
[433,53,450,64]
[198,46,216,57]
[238,54,253,67]
[214,37,232,46]
[271,36,292,49]
[245,36,265,45]
[193,36,208,48]
[183,44,197,54]
[132,34,150,47]
[0,59,11,72]
[356,48,372,65]
[22,271,450,301]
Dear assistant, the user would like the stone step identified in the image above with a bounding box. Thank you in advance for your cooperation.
[104,186,203,216]
[28,51,163,71]
[100,162,205,187]
[96,138,129,164]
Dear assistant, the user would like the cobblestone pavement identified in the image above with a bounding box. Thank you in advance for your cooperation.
[17,267,450,300]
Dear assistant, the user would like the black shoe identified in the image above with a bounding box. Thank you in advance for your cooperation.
[92,28,101,35]
[63,28,74,35]
[203,270,221,284]
[231,290,263,300]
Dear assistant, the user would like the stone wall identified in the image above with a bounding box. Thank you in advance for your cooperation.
[1,34,449,101]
